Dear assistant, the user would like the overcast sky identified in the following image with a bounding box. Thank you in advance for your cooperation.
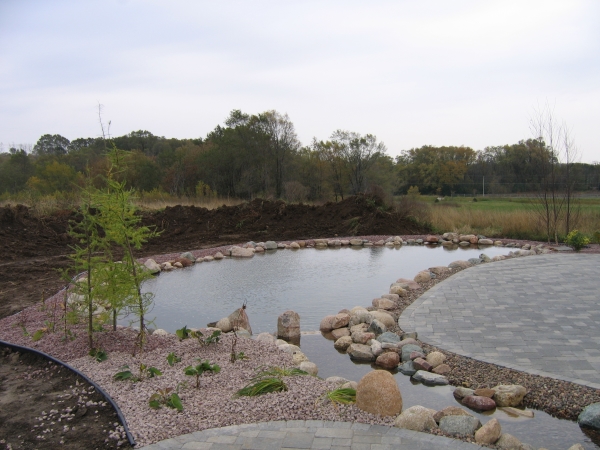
[1,0,599,162]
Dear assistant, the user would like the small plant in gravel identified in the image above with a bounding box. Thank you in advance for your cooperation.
[175,325,192,340]
[316,388,356,409]
[149,386,183,412]
[89,348,108,362]
[234,365,308,397]
[184,360,221,388]
[113,363,162,381]
[192,329,221,346]
[166,352,181,366]
[231,351,249,362]
[566,229,590,251]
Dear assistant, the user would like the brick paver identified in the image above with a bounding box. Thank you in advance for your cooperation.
[399,253,600,389]
[138,420,485,449]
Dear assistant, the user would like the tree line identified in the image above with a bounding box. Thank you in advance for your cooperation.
[1,109,599,201]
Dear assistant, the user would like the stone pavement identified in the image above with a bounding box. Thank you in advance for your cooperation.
[399,253,600,389]
[139,420,485,449]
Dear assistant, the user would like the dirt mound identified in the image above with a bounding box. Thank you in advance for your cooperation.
[141,194,429,254]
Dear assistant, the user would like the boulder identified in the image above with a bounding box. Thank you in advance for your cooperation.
[326,376,350,385]
[462,395,497,411]
[331,313,351,329]
[439,415,481,436]
[333,336,353,351]
[162,261,174,269]
[331,327,350,339]
[349,239,363,246]
[425,351,446,368]
[256,332,276,344]
[230,246,255,257]
[377,332,401,344]
[341,381,358,390]
[474,388,496,398]
[433,406,472,424]
[375,352,400,369]
[289,242,300,249]
[396,278,421,290]
[495,433,523,449]
[432,364,451,375]
[412,370,449,385]
[401,344,423,362]
[352,331,375,344]
[349,311,371,327]
[356,371,403,416]
[179,251,195,262]
[389,285,408,297]
[227,307,252,335]
[398,337,419,346]
[277,310,300,340]
[372,298,396,310]
[319,315,336,332]
[173,261,183,268]
[412,358,432,371]
[448,260,472,270]
[292,351,309,365]
[459,234,476,243]
[394,405,438,431]
[429,266,450,276]
[409,351,425,360]
[213,252,224,260]
[215,317,232,333]
[152,329,169,336]
[578,402,600,430]
[347,343,375,361]
[425,235,439,243]
[498,407,534,418]
[350,323,369,333]
[369,311,395,329]
[414,270,432,283]
[398,360,417,376]
[492,385,527,407]
[368,319,386,335]
[264,241,278,250]
[144,259,161,274]
[299,361,318,376]
[468,258,482,265]
[474,418,501,444]
[254,246,265,253]
[370,339,383,356]
[453,387,475,400]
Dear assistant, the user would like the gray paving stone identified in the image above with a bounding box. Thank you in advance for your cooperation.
[399,254,600,389]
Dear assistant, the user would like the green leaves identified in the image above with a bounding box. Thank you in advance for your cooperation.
[234,365,307,398]
[166,352,181,366]
[184,359,221,388]
[89,348,108,362]
[149,388,183,412]
[114,365,134,381]
[176,325,191,340]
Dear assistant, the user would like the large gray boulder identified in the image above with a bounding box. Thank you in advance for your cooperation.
[230,246,255,257]
[401,344,423,362]
[264,241,278,250]
[144,258,161,274]
[412,370,449,385]
[277,310,300,340]
[347,343,375,361]
[578,402,600,430]
[439,415,481,436]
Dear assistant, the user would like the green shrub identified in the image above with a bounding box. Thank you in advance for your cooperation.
[565,230,590,251]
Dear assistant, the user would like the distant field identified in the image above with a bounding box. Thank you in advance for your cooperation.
[419,195,600,241]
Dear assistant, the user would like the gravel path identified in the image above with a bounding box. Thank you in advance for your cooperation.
[1,236,599,448]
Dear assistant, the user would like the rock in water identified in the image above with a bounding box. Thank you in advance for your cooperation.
[356,371,402,416]
[277,310,300,340]
[439,416,481,436]
[144,258,161,274]
[475,418,501,444]
[227,307,252,335]
[578,402,600,430]
[492,385,527,407]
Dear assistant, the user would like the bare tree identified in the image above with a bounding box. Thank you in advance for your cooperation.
[529,103,580,243]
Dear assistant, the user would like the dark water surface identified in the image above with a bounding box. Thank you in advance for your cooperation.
[125,245,598,450]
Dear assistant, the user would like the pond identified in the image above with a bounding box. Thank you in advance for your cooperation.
[121,244,598,450]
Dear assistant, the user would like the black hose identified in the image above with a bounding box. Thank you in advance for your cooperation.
[0,339,136,448]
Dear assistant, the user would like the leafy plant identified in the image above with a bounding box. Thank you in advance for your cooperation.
[184,360,221,388]
[114,365,134,381]
[31,328,46,342]
[234,365,307,397]
[592,230,600,244]
[565,229,590,251]
[113,363,162,381]
[235,377,287,397]
[89,348,108,362]
[322,388,356,407]
[166,352,181,366]
[176,325,192,340]
[193,329,221,346]
[149,387,183,412]
[231,351,249,362]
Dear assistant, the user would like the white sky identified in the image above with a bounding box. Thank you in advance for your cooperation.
[1,0,599,162]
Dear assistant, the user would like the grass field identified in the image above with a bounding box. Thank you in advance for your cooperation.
[421,195,600,241]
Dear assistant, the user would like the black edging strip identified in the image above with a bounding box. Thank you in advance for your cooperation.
[0,339,136,448]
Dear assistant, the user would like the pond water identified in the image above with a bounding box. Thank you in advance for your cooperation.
[134,245,509,333]
[121,245,599,450]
